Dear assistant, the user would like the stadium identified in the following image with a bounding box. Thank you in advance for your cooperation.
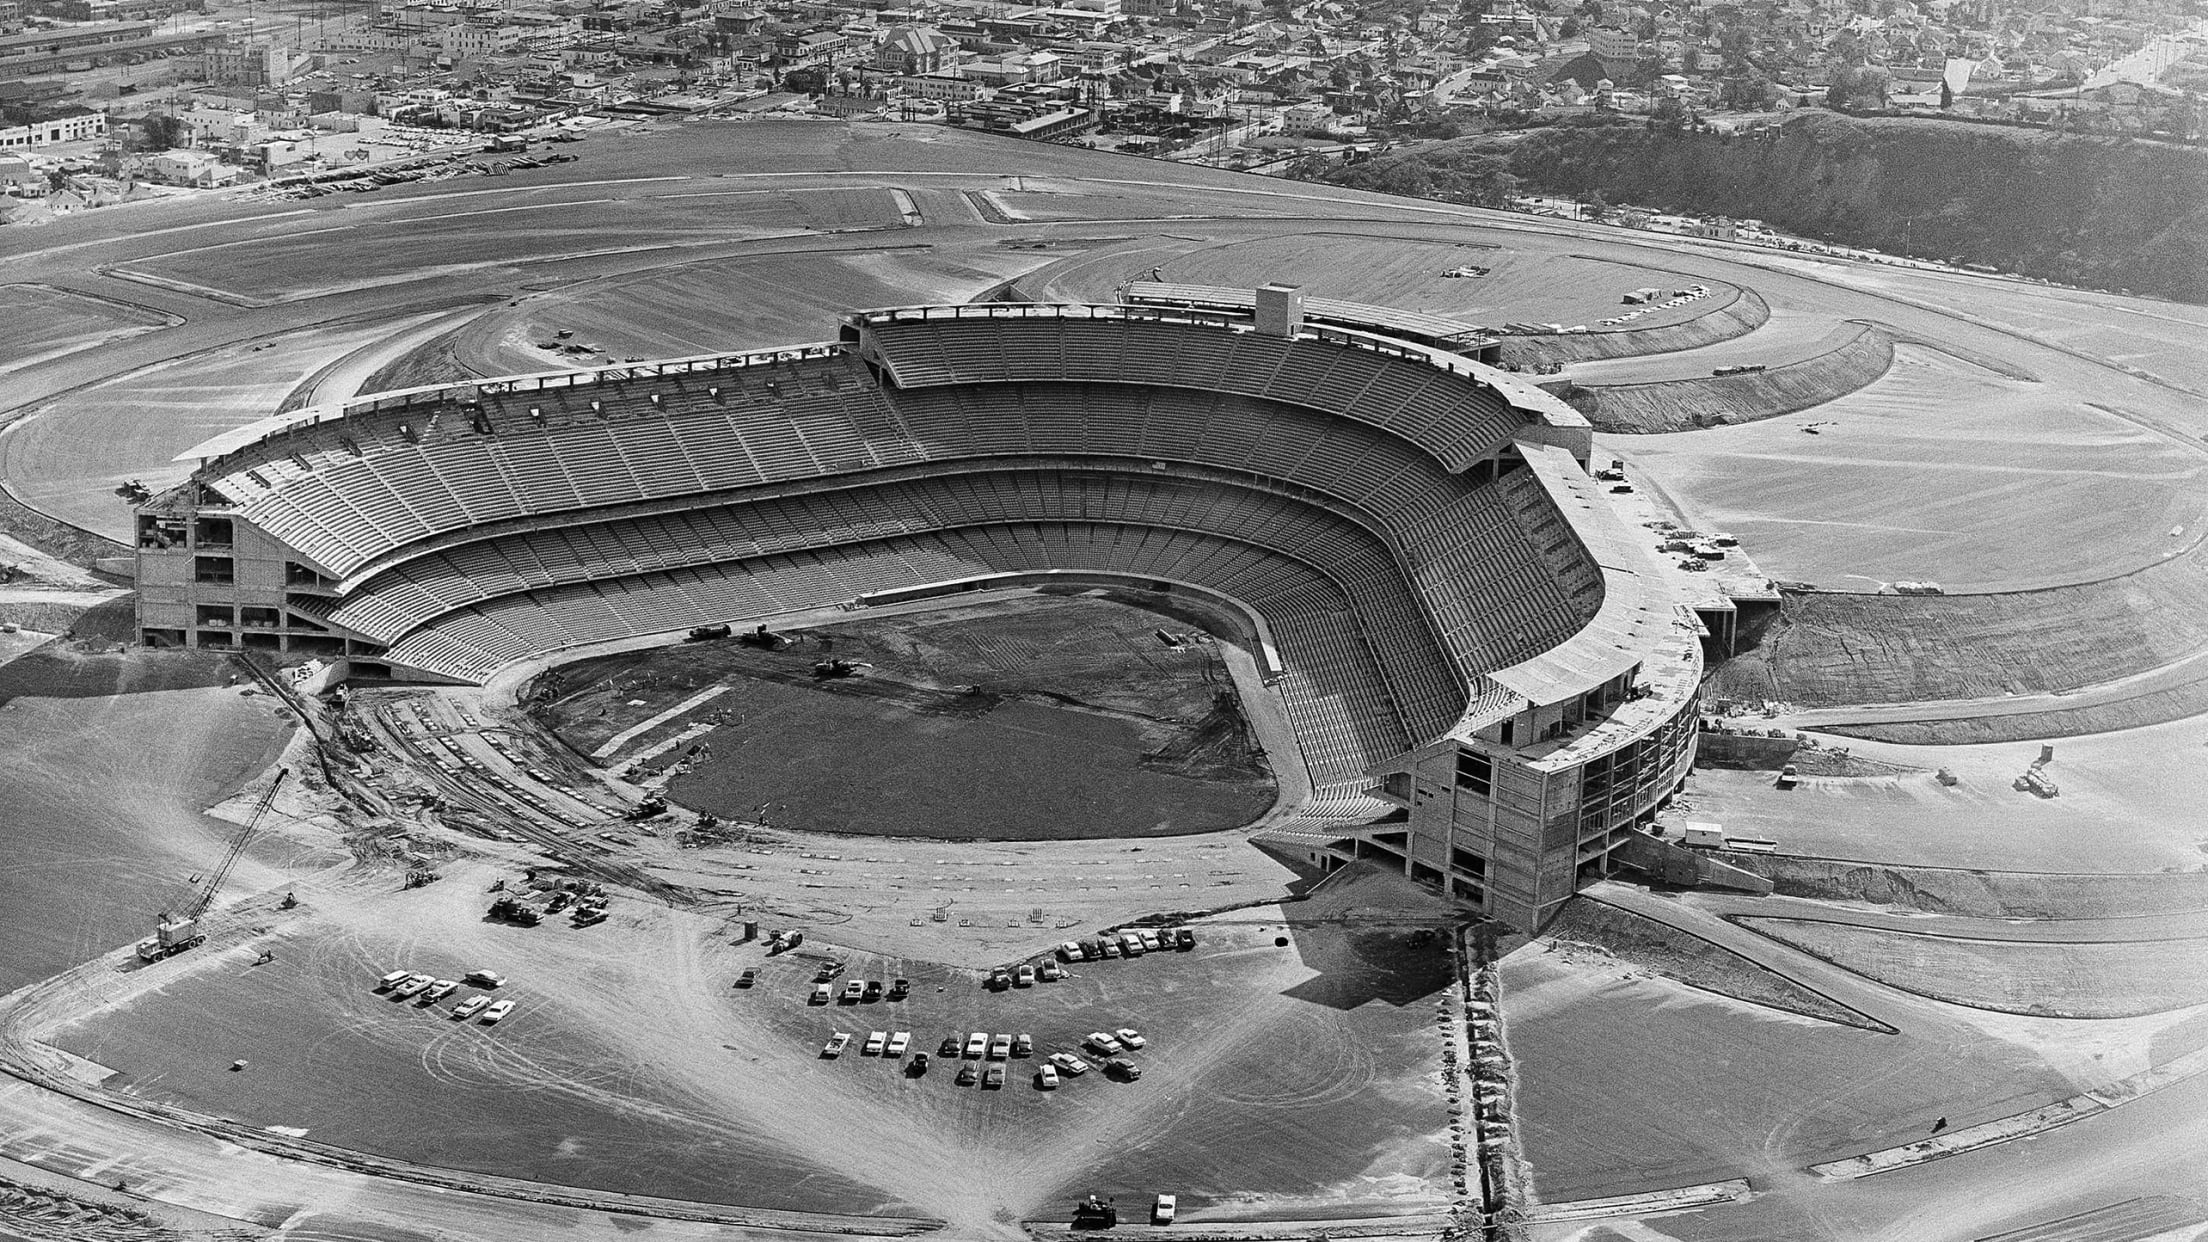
[134,286,1703,932]
[7,120,2208,1242]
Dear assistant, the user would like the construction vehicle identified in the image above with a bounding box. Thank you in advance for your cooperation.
[138,769,289,962]
[812,657,868,680]
[1071,1195,1118,1229]
[686,623,733,642]
[738,624,792,650]
[627,792,669,820]
[488,893,542,925]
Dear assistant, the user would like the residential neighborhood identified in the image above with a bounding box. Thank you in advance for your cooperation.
[0,0,2201,219]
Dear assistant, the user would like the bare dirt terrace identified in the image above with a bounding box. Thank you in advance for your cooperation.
[535,592,1277,842]
[0,646,300,995]
[30,853,1463,1236]
[0,285,175,375]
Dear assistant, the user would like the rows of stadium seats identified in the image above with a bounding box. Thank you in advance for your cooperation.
[379,524,1413,778]
[291,379,1583,726]
[334,468,1466,736]
[862,315,1523,470]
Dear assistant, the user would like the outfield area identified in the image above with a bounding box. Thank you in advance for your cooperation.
[537,593,1276,841]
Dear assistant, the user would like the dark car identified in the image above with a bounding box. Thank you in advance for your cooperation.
[887,977,911,1001]
[957,1063,979,1086]
[909,1052,930,1076]
[734,968,757,988]
[862,979,883,1002]
[1176,928,1195,950]
[940,1035,962,1058]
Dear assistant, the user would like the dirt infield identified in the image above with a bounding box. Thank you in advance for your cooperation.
[1735,917,2208,1018]
[1538,898,1887,1030]
[1561,324,1893,433]
[536,593,1275,841]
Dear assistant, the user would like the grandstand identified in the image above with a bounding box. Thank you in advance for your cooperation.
[135,285,1703,930]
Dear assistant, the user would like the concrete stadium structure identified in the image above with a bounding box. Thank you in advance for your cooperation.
[134,287,1703,930]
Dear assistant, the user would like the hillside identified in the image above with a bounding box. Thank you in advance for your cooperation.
[1319,113,2208,304]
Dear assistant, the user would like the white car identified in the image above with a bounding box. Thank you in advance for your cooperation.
[451,995,489,1020]
[1154,1193,1176,1225]
[1086,1032,1124,1055]
[1114,1027,1146,1049]
[1059,940,1084,961]
[376,969,408,990]
[1049,1051,1090,1076]
[393,973,435,998]
[480,999,516,1024]
[886,1031,910,1057]
[964,1031,989,1058]
[1037,1064,1060,1090]
[864,1031,887,1056]
[822,1031,851,1057]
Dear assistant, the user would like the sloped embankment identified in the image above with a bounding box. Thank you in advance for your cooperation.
[1541,897,1889,1030]
[1707,547,2208,718]
[1554,324,1892,433]
[1717,855,2208,920]
[1496,286,1770,369]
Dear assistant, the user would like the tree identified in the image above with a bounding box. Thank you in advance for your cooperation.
[139,113,187,151]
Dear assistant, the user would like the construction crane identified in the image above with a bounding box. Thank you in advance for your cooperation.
[136,767,289,963]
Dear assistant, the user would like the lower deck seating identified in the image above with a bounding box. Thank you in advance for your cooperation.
[382,524,1412,787]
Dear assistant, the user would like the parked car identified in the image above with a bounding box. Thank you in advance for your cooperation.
[734,968,757,988]
[393,973,434,998]
[1175,928,1195,950]
[987,969,1012,991]
[957,1063,978,1085]
[988,1033,1012,1060]
[451,995,489,1020]
[1086,1032,1124,1056]
[810,983,833,1005]
[1014,965,1035,988]
[964,1031,989,1058]
[1038,960,1063,982]
[481,999,515,1024]
[887,977,910,1000]
[863,979,883,1002]
[1059,941,1084,961]
[1098,940,1121,959]
[939,1035,962,1058]
[864,1031,887,1055]
[1012,1033,1033,1057]
[909,1052,930,1075]
[841,980,865,1003]
[1049,1051,1090,1076]
[822,1032,851,1057]
[375,970,408,990]
[1154,1194,1176,1225]
[984,1064,1006,1089]
[423,979,458,1003]
[1037,1064,1060,1090]
[1105,1056,1142,1080]
[1137,929,1161,951]
[887,1031,910,1056]
[1115,1027,1146,1049]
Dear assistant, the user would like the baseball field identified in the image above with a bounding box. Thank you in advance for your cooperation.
[538,593,1276,841]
